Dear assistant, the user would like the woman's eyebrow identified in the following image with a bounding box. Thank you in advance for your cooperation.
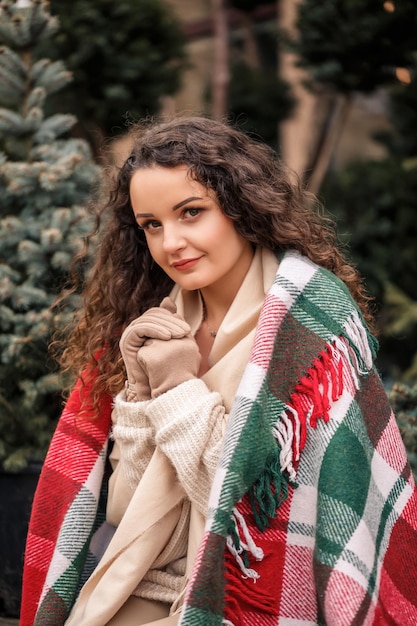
[135,212,154,218]
[135,196,204,219]
[172,196,203,211]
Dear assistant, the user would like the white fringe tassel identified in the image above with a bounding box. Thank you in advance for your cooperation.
[272,404,300,481]
[226,507,265,581]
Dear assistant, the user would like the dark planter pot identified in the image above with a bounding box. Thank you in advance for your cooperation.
[0,462,42,618]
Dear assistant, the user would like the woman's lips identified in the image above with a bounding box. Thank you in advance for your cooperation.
[172,257,201,271]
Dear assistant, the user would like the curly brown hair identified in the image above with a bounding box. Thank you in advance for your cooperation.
[56,115,375,409]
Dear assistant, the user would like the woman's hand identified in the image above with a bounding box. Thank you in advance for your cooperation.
[137,333,201,398]
[119,297,191,401]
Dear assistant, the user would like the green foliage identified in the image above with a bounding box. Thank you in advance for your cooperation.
[224,10,293,150]
[385,59,417,158]
[388,383,417,481]
[321,158,417,381]
[322,158,417,300]
[228,61,294,150]
[292,0,417,93]
[0,0,100,471]
[44,0,186,145]
[0,0,59,48]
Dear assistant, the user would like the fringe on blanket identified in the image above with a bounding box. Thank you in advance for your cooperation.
[225,316,375,612]
[250,327,374,533]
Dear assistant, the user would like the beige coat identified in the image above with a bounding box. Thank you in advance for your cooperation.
[65,248,278,626]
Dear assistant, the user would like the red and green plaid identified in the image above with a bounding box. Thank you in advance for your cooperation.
[180,252,417,626]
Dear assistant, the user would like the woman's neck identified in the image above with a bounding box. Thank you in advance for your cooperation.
[199,247,255,331]
[199,291,229,335]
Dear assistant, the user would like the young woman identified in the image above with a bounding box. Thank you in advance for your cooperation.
[21,116,417,626]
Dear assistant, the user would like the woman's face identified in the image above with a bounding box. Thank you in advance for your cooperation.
[130,165,254,295]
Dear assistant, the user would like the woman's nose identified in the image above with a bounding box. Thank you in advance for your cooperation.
[162,224,186,253]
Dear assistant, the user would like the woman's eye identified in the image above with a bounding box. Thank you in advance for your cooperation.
[140,220,161,231]
[184,207,201,218]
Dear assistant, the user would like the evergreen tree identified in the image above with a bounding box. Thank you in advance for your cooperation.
[389,383,417,481]
[228,61,294,150]
[287,0,417,193]
[294,0,416,94]
[227,1,293,150]
[42,0,186,154]
[382,57,417,159]
[321,157,417,382]
[0,0,101,470]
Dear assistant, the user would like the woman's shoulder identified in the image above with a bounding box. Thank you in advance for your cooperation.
[277,250,353,303]
[274,249,378,359]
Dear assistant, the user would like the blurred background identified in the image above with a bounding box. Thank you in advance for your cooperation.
[0,0,416,619]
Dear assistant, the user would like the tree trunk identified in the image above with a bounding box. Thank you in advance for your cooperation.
[278,0,318,178]
[239,11,260,70]
[305,94,352,195]
[211,0,229,119]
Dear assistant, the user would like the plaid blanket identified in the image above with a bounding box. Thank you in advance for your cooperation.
[20,372,113,626]
[20,251,417,625]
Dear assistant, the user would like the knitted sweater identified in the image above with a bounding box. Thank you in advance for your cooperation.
[20,250,417,626]
[105,382,225,606]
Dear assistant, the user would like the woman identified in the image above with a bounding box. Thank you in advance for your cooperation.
[21,116,417,626]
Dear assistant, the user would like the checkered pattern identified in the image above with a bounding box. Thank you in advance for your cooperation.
[20,251,417,626]
[20,376,112,626]
[179,252,417,626]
